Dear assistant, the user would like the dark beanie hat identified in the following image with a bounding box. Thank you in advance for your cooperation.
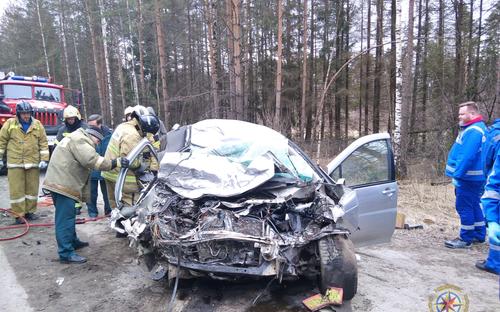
[85,125,104,141]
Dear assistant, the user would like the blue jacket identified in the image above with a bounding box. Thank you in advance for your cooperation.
[90,125,112,180]
[483,119,500,175]
[445,118,487,182]
[481,151,500,223]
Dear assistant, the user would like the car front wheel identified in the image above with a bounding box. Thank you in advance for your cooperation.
[317,234,358,301]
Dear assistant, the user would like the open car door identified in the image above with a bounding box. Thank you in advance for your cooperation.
[327,133,397,247]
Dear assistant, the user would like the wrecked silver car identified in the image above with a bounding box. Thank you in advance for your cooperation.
[111,119,397,301]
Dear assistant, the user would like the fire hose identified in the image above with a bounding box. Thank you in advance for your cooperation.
[0,207,107,241]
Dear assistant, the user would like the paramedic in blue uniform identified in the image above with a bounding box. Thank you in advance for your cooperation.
[444,101,487,249]
[483,118,500,175]
[477,148,500,275]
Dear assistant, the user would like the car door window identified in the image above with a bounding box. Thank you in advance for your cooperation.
[331,140,391,187]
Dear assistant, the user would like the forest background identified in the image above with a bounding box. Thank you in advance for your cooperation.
[0,0,498,178]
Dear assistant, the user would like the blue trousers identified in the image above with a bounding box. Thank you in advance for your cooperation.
[455,182,486,243]
[486,238,500,274]
[52,192,83,259]
[86,179,111,217]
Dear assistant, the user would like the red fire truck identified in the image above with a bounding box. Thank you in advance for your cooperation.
[0,72,81,151]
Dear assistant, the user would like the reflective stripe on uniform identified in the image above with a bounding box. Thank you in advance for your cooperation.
[474,221,485,227]
[0,148,5,154]
[40,150,49,155]
[461,224,475,230]
[10,196,26,204]
[446,165,456,173]
[482,190,500,200]
[490,244,500,251]
[95,156,105,169]
[75,202,82,208]
[102,171,137,183]
[7,163,39,169]
[107,143,119,155]
[25,195,38,201]
[466,170,484,176]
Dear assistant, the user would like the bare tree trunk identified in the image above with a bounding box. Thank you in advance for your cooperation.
[204,0,220,118]
[117,14,127,114]
[73,37,87,119]
[300,0,308,139]
[454,0,465,102]
[359,0,364,137]
[389,0,396,133]
[36,0,51,77]
[59,0,71,87]
[399,0,415,177]
[344,0,350,143]
[409,0,423,146]
[155,0,170,127]
[98,0,114,126]
[372,0,383,133]
[394,0,403,173]
[84,0,105,119]
[466,0,474,93]
[274,0,283,130]
[421,0,430,146]
[472,0,483,100]
[136,0,146,103]
[231,0,243,119]
[125,0,139,106]
[364,0,371,134]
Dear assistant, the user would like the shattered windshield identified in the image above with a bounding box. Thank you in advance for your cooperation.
[158,120,319,199]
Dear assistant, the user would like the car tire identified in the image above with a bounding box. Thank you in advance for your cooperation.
[317,234,358,301]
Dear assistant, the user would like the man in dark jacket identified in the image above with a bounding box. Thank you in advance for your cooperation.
[86,114,112,218]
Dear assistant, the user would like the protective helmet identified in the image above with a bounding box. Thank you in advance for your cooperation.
[63,105,81,120]
[137,114,160,135]
[124,106,134,116]
[16,101,33,117]
[146,106,157,116]
[130,105,148,119]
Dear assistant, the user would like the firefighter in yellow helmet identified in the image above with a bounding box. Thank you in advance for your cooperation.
[102,105,160,209]
[55,105,87,214]
[0,101,49,224]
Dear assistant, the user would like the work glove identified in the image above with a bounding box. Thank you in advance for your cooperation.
[111,157,130,169]
[0,160,4,169]
[488,222,500,245]
[38,161,48,170]
[117,157,130,169]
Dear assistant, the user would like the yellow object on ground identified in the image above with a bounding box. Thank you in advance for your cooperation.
[302,287,343,311]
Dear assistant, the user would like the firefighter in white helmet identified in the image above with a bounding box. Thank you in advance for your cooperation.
[55,105,87,214]
[124,106,134,122]
[102,105,160,210]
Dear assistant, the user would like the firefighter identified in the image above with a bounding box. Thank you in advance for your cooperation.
[0,101,49,224]
[124,106,134,122]
[102,105,160,209]
[477,148,500,275]
[55,105,87,214]
[43,126,129,263]
[445,101,487,248]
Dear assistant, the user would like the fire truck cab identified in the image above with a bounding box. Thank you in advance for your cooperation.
[0,72,78,151]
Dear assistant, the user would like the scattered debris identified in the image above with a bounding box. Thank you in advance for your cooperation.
[56,277,64,286]
[395,212,406,229]
[404,224,424,230]
[302,287,343,311]
[423,218,435,225]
